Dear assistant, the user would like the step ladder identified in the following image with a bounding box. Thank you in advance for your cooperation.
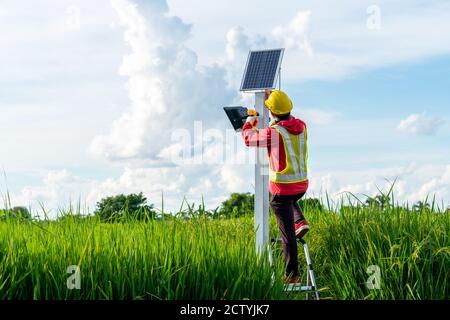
[270,237,319,300]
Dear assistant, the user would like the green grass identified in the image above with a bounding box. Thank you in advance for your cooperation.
[306,203,449,299]
[0,199,448,300]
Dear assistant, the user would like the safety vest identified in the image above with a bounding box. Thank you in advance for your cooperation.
[269,124,308,183]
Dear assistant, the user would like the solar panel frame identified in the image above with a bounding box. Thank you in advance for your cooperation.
[240,48,284,92]
[223,106,249,131]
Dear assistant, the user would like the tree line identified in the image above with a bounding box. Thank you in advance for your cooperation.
[0,192,446,222]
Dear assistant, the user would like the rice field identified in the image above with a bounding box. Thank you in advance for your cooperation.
[0,197,448,300]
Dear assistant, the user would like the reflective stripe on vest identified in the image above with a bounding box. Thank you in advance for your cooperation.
[269,124,308,183]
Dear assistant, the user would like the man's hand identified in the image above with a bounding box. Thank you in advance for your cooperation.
[264,89,273,101]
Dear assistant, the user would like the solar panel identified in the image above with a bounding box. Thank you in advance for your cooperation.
[240,49,284,92]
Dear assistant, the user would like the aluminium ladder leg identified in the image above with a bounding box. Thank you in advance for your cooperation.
[299,239,319,300]
[270,238,320,300]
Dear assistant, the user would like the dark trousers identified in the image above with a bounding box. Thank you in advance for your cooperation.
[269,193,306,277]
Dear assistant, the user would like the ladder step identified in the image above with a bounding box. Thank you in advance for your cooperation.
[284,284,314,292]
[271,237,305,244]
[270,237,319,299]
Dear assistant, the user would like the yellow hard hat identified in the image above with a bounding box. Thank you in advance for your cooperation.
[265,90,293,115]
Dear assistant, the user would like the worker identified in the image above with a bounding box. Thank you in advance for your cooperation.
[242,89,309,284]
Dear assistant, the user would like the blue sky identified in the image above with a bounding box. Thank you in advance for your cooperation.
[289,56,450,169]
[1,0,449,216]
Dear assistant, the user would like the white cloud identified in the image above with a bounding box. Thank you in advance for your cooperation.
[169,1,450,81]
[218,164,248,193]
[90,0,237,162]
[11,170,92,216]
[223,26,269,98]
[397,113,445,135]
[272,10,313,57]
[409,165,450,203]
[307,173,338,199]
[308,163,450,208]
[299,109,339,126]
[0,1,128,171]
[85,167,186,207]
[226,26,250,62]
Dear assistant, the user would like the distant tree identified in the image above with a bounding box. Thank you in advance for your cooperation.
[0,206,32,221]
[94,193,156,222]
[56,213,97,222]
[413,201,430,212]
[218,193,254,218]
[13,206,32,220]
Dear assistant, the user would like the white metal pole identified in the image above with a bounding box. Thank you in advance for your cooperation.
[254,91,270,256]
